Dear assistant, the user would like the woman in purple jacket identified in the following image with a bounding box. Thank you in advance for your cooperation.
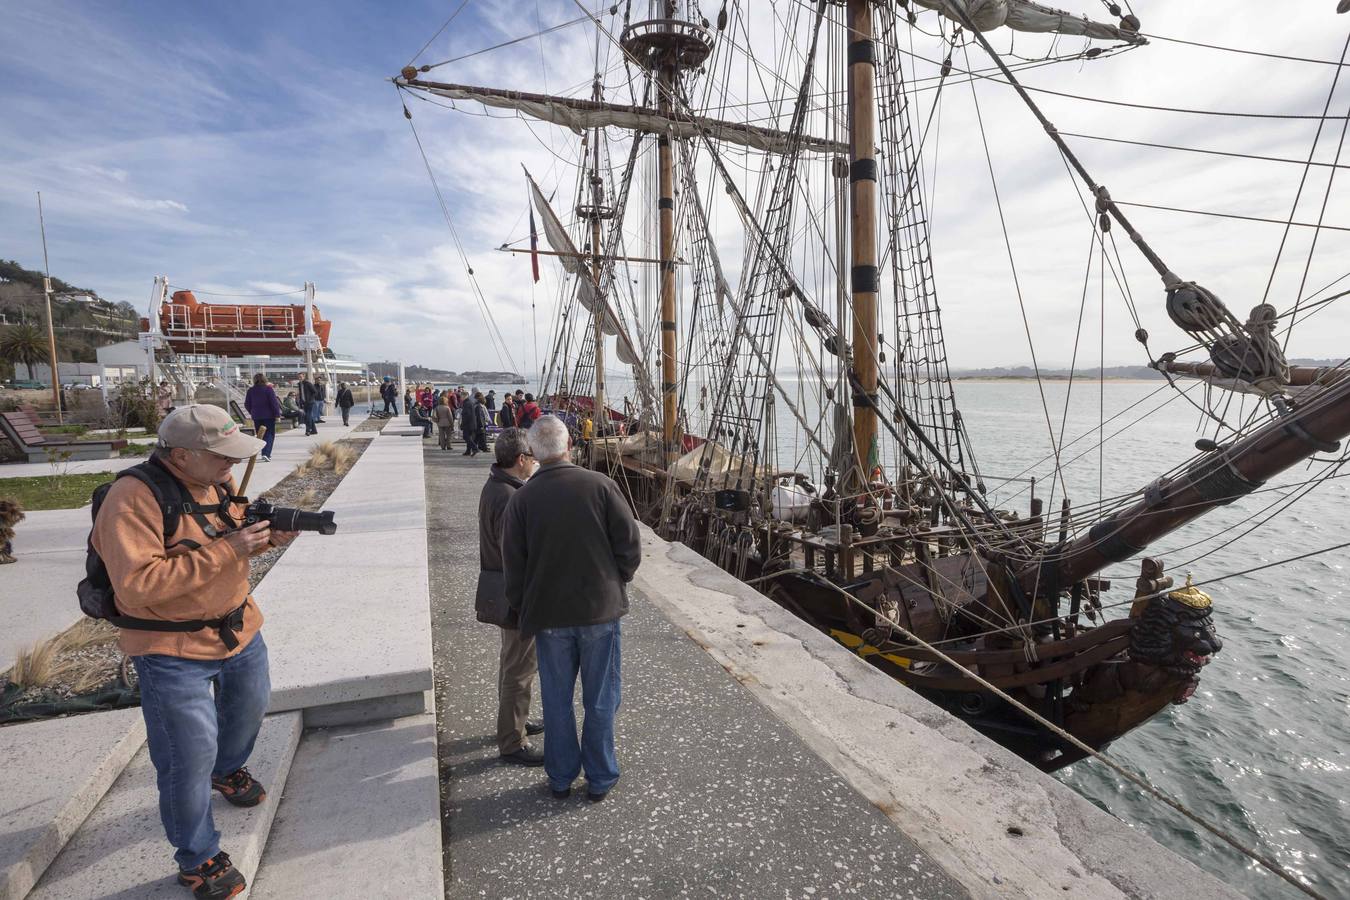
[244,374,283,461]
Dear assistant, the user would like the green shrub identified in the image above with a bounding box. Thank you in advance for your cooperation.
[105,380,161,432]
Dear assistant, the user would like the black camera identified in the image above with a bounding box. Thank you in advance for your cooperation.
[243,499,337,535]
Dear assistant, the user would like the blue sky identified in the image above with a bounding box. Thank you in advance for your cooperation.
[2,2,1347,376]
[0,0,548,372]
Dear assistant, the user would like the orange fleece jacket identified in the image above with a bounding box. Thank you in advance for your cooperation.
[91,457,264,659]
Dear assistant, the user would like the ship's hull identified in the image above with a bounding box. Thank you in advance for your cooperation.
[591,438,1213,772]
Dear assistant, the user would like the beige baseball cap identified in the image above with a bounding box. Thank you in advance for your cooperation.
[157,404,266,459]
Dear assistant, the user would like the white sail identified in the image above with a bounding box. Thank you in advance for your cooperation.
[918,0,1143,42]
[524,169,649,389]
[399,80,848,155]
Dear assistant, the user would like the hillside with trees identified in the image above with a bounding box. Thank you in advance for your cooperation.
[0,259,139,379]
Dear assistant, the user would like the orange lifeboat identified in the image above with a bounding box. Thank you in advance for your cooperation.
[139,290,333,356]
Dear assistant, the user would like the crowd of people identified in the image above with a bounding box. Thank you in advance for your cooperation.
[380,378,547,455]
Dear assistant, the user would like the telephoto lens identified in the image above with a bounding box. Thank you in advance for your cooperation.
[244,500,338,535]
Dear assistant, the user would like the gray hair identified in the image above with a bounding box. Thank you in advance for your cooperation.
[494,427,530,467]
[526,415,569,462]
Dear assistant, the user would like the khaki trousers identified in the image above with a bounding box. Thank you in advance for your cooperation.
[497,627,537,754]
[437,424,452,449]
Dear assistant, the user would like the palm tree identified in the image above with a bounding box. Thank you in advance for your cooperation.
[0,322,47,380]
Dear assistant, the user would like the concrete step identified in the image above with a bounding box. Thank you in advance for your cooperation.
[249,713,443,900]
[258,438,433,726]
[380,421,425,436]
[0,709,144,900]
[28,712,302,899]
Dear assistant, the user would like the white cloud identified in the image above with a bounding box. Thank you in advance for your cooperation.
[0,0,1345,379]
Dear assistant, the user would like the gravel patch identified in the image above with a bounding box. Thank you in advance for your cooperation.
[351,414,392,433]
[246,436,372,589]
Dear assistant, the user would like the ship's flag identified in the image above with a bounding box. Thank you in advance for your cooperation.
[528,205,540,283]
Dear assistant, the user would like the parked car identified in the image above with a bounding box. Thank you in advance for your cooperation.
[6,380,49,389]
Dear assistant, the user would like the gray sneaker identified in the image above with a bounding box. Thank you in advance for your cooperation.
[500,744,544,766]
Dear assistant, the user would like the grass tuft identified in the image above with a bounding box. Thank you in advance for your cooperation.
[5,619,120,691]
[298,441,360,477]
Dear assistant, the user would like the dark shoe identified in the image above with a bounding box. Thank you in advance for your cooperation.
[211,768,266,807]
[586,790,608,804]
[177,851,246,899]
[550,785,571,800]
[526,719,545,736]
[500,744,544,766]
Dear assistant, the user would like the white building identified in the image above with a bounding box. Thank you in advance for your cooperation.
[30,361,103,386]
[229,352,367,385]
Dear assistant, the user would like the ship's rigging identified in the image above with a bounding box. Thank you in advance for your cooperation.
[395,4,1350,895]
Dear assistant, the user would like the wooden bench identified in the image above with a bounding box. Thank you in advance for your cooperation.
[0,411,128,463]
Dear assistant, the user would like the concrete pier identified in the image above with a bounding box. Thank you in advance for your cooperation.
[424,448,1240,899]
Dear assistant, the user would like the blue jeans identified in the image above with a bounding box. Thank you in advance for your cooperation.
[534,620,622,794]
[254,417,277,458]
[133,633,271,870]
[309,400,323,422]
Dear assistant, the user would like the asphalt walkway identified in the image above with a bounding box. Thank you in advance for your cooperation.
[423,445,967,899]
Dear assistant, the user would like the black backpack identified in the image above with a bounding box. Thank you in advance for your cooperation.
[77,456,249,649]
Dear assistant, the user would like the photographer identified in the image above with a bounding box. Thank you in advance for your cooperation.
[91,405,298,898]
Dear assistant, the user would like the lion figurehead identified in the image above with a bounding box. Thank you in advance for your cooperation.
[1128,577,1222,702]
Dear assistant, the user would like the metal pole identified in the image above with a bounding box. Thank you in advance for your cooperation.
[303,282,315,381]
[36,192,63,423]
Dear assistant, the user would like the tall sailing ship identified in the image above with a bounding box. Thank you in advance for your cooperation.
[396,2,1349,769]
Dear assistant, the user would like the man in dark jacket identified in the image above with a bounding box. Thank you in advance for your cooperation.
[409,402,433,439]
[477,428,543,764]
[502,415,641,802]
[312,377,327,424]
[380,377,396,414]
[335,382,354,426]
[297,375,318,435]
[460,393,482,456]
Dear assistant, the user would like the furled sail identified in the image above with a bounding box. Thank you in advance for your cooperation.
[915,0,1144,42]
[524,170,646,377]
[399,79,848,155]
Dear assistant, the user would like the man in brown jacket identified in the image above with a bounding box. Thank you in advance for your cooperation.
[92,405,297,899]
[476,427,544,764]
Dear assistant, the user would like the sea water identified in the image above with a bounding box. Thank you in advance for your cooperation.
[449,376,1347,895]
[954,381,1347,900]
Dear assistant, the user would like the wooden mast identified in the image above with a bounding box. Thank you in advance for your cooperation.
[588,78,607,426]
[846,0,879,481]
[657,60,679,455]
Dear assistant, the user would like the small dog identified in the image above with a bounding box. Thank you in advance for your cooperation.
[0,498,24,564]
